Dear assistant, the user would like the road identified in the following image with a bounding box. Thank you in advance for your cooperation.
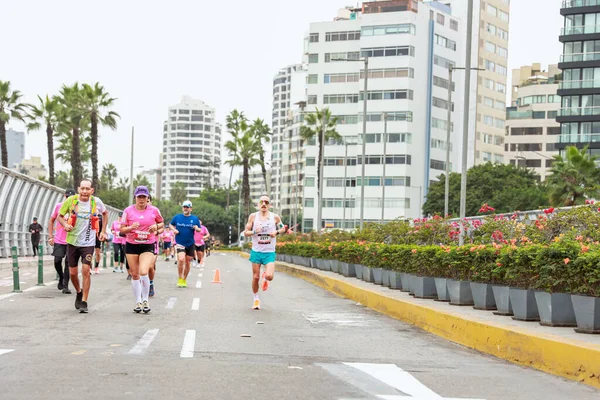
[0,252,598,400]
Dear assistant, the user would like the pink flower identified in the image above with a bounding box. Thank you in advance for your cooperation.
[544,207,555,214]
[411,249,417,254]
[564,258,570,265]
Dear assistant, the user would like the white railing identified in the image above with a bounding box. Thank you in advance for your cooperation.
[560,51,600,62]
[561,25,600,35]
[559,79,600,89]
[558,106,600,116]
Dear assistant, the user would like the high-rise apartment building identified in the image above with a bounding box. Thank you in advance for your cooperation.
[161,96,222,200]
[271,64,308,220]
[240,169,269,202]
[1,129,25,169]
[506,64,561,181]
[445,0,510,165]
[557,1,600,156]
[301,1,468,230]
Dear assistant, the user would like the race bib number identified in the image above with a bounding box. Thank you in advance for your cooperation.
[134,230,150,243]
[258,234,271,245]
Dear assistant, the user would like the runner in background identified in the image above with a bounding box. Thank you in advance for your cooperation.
[111,212,125,273]
[48,188,76,294]
[194,220,210,269]
[92,214,103,274]
[161,226,174,261]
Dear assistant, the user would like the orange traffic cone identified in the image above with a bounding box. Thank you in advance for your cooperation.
[212,268,223,284]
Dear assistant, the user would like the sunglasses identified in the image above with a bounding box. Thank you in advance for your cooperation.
[183,206,190,208]
[260,200,270,205]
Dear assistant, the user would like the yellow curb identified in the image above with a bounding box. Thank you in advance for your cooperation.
[271,259,600,390]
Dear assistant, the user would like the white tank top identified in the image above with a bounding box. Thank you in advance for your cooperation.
[252,212,276,253]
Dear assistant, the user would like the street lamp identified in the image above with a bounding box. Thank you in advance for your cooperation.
[381,113,388,224]
[445,66,484,218]
[342,137,358,230]
[332,56,369,230]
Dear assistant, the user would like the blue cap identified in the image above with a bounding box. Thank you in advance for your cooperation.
[134,186,150,197]
[182,200,192,208]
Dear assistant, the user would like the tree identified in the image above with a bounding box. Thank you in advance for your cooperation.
[198,187,238,209]
[300,107,340,230]
[54,170,73,189]
[56,83,86,186]
[423,163,550,216]
[249,118,272,196]
[225,109,247,208]
[55,128,91,166]
[170,182,187,205]
[81,83,120,189]
[546,145,600,206]
[101,163,118,191]
[26,95,61,184]
[0,81,29,168]
[133,174,152,193]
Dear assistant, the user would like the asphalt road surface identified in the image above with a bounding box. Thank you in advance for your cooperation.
[0,252,598,400]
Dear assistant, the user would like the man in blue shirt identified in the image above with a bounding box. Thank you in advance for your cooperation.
[169,200,201,288]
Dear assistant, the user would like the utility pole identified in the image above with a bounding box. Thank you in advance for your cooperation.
[359,56,369,230]
[129,127,134,203]
[316,115,326,232]
[381,113,388,224]
[445,67,453,218]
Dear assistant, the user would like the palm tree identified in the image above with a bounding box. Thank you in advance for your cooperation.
[236,133,264,219]
[249,118,272,195]
[101,163,119,190]
[300,107,340,231]
[547,145,600,206]
[26,95,61,184]
[81,83,120,189]
[55,127,92,166]
[56,83,86,186]
[0,81,29,168]
[225,110,248,208]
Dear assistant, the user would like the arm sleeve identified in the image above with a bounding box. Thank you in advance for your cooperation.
[59,198,72,216]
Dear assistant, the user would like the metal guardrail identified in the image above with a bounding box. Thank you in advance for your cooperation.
[0,167,121,258]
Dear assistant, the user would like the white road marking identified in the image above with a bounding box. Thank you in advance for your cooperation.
[198,273,203,277]
[127,329,159,355]
[0,293,17,301]
[180,330,196,358]
[0,349,15,356]
[24,286,42,292]
[191,298,200,310]
[196,281,202,288]
[2,276,10,280]
[165,297,177,309]
[303,312,377,327]
[23,272,32,276]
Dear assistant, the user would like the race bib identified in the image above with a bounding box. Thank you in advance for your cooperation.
[134,230,150,243]
[258,234,271,245]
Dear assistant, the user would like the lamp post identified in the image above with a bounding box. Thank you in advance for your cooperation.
[342,137,357,230]
[129,127,134,203]
[381,113,388,224]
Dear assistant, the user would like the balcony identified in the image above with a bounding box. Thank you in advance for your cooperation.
[559,79,600,89]
[562,0,600,7]
[561,25,600,35]
[559,133,600,143]
[507,110,534,120]
[558,106,600,116]
[560,51,600,62]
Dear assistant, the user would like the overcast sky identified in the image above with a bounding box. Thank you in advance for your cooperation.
[4,0,563,183]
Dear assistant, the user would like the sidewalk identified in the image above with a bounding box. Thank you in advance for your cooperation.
[0,256,55,271]
[235,251,600,390]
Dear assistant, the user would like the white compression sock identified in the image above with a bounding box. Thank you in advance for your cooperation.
[253,293,259,301]
[140,275,150,302]
[131,279,142,303]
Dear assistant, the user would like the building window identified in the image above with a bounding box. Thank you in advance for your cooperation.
[511,127,543,135]
[304,198,314,207]
[307,74,318,84]
[435,34,456,51]
[306,157,316,166]
[433,97,452,110]
[433,76,455,91]
[307,95,317,105]
[430,159,447,170]
[309,33,319,43]
[325,30,361,41]
[324,51,360,62]
[498,10,509,22]
[434,55,455,69]
[308,54,319,63]
[324,94,359,104]
[450,19,458,31]
[485,41,496,53]
[533,111,546,119]
[324,73,359,83]
[305,177,315,187]
[360,90,414,101]
[436,14,445,25]
[361,24,415,36]
[361,46,414,58]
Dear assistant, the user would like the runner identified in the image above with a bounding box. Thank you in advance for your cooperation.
[194,220,210,269]
[120,186,164,313]
[57,179,108,313]
[29,217,43,257]
[160,226,174,261]
[205,237,212,257]
[48,188,76,294]
[170,200,202,288]
[111,212,125,273]
[243,195,287,310]
[92,214,103,274]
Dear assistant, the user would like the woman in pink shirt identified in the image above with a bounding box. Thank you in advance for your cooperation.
[194,219,210,268]
[160,227,174,261]
[120,186,164,314]
[111,212,126,273]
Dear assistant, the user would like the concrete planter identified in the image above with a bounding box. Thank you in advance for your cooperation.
[362,266,374,283]
[323,260,332,271]
[315,258,328,270]
[534,292,576,327]
[291,255,301,265]
[309,258,318,269]
[400,273,411,292]
[372,268,383,285]
[434,278,450,302]
[470,282,497,310]
[409,275,417,296]
[572,295,600,334]
[492,285,513,316]
[389,271,402,290]
[509,288,540,321]
[353,264,363,280]
[381,269,390,287]
[330,260,341,274]
[413,277,437,299]
[339,262,356,278]
[447,280,474,306]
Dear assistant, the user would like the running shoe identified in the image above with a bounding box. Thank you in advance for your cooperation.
[142,300,151,314]
[75,291,83,310]
[127,274,131,281]
[252,299,261,310]
[134,302,142,313]
[149,284,155,297]
[261,272,269,292]
[181,279,187,288]
[57,281,64,290]
[79,301,88,313]
[94,267,100,274]
[177,278,183,288]
[62,288,72,294]
[113,268,118,273]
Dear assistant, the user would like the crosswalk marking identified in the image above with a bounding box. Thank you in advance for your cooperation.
[128,329,159,355]
[0,349,15,356]
[191,298,200,310]
[165,297,177,309]
[196,281,202,288]
[180,330,196,358]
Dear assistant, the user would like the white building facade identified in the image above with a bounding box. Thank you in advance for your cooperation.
[161,96,222,200]
[301,1,468,231]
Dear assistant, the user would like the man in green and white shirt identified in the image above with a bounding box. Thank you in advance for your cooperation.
[58,179,108,313]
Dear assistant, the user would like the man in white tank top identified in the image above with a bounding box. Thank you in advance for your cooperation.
[243,195,287,310]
